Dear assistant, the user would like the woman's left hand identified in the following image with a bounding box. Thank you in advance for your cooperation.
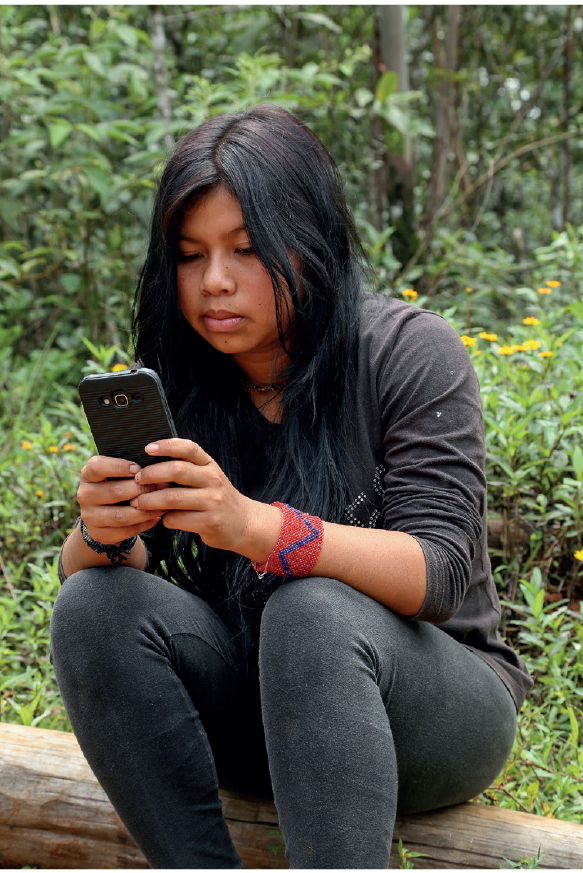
[130,439,280,558]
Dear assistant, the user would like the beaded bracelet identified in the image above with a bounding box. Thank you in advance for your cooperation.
[252,502,324,579]
[80,519,137,566]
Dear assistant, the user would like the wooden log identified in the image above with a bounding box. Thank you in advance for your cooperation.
[393,803,583,869]
[1,722,582,869]
[0,723,286,870]
[0,722,148,870]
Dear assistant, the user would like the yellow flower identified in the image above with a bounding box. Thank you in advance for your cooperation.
[402,288,418,301]
[474,349,482,355]
[538,351,553,357]
[63,443,76,451]
[465,287,472,293]
[460,335,477,347]
[112,363,127,372]
[521,340,542,351]
[65,431,72,438]
[522,317,540,326]
[36,490,44,498]
[21,440,32,450]
[575,549,583,562]
[498,345,515,355]
[49,445,59,453]
[537,287,552,295]
[479,332,498,341]
[546,280,561,288]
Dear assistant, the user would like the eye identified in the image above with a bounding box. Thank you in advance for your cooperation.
[177,252,202,263]
[236,246,255,256]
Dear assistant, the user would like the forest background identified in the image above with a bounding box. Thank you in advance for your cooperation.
[0,4,582,835]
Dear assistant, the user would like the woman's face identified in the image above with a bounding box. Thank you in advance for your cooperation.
[176,185,294,374]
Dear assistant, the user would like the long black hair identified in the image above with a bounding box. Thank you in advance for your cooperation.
[133,104,368,626]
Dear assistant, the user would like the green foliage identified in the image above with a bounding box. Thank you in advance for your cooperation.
[2,5,581,358]
[0,6,378,359]
[500,847,541,869]
[267,828,285,858]
[390,838,429,869]
[0,7,160,352]
[1,556,68,730]
[485,571,583,821]
[474,290,582,598]
[0,332,96,730]
[403,260,583,601]
[1,2,582,831]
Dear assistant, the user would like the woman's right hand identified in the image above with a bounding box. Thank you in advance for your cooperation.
[77,455,168,545]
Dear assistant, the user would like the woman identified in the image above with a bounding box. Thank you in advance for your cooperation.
[50,104,532,869]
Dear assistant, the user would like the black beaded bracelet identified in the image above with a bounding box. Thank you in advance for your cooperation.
[80,520,137,566]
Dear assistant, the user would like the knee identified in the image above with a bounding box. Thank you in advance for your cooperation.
[261,577,343,638]
[52,566,139,635]
[259,577,370,676]
[50,566,149,677]
[262,575,389,637]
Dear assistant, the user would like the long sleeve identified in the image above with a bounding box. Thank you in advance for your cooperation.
[367,303,487,624]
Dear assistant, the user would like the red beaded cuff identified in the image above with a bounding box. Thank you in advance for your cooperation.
[252,502,324,579]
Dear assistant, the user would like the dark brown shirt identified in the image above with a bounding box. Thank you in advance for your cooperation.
[60,290,532,710]
[343,292,532,710]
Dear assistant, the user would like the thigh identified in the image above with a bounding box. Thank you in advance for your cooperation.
[260,576,516,813]
[380,620,517,813]
[51,566,272,794]
[51,566,247,699]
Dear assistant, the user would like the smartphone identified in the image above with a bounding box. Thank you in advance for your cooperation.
[78,368,178,467]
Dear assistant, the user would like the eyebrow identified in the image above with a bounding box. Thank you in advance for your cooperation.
[177,224,249,243]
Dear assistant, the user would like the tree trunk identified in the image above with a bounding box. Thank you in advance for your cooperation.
[561,6,572,228]
[421,6,459,233]
[379,5,411,162]
[375,5,418,267]
[284,6,299,70]
[149,7,174,155]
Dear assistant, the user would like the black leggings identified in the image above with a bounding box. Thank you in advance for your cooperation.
[50,568,517,869]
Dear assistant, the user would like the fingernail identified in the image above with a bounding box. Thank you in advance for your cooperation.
[134,471,141,483]
[130,498,139,507]
[145,443,159,453]
[129,464,140,473]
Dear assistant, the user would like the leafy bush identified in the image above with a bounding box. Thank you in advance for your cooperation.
[487,569,583,821]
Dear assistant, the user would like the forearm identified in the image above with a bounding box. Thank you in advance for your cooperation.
[243,501,427,617]
[312,523,426,616]
[127,442,428,616]
[61,522,149,580]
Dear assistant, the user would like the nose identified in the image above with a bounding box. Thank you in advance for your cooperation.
[200,254,236,296]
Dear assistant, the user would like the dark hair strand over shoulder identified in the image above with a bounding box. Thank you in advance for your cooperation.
[132,105,369,637]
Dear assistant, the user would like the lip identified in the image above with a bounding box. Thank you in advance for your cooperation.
[203,310,245,332]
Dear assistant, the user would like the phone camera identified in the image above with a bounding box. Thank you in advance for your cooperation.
[114,393,130,408]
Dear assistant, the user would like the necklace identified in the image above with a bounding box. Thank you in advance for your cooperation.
[241,376,285,393]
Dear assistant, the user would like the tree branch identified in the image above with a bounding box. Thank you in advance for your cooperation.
[401,128,581,279]
[0,551,17,602]
[492,6,583,167]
